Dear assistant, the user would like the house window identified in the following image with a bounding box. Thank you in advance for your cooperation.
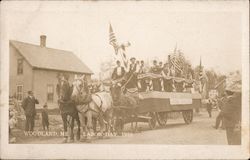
[47,84,54,102]
[17,58,23,75]
[16,85,23,101]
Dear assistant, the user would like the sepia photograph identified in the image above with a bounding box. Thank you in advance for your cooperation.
[1,0,249,159]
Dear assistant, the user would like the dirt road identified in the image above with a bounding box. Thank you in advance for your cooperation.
[13,110,227,144]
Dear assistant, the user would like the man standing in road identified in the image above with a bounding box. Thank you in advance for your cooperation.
[213,93,226,129]
[221,88,241,145]
[206,99,213,118]
[22,91,39,131]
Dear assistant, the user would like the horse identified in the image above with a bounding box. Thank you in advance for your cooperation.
[71,75,114,142]
[110,81,138,135]
[57,77,81,143]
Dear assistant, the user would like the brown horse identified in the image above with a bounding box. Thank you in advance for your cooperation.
[110,83,138,135]
[57,77,80,143]
[71,75,114,142]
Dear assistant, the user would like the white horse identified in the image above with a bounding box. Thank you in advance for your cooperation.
[71,75,113,142]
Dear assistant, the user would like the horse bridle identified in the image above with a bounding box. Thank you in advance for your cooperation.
[74,79,104,114]
[74,79,86,95]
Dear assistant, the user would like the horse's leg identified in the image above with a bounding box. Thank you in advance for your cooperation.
[133,107,138,133]
[135,113,138,132]
[68,115,74,142]
[92,117,97,136]
[76,114,81,141]
[107,109,114,136]
[130,110,134,133]
[110,110,116,135]
[98,112,105,138]
[78,112,86,142]
[106,108,114,136]
[104,112,109,136]
[86,110,93,142]
[61,114,68,143]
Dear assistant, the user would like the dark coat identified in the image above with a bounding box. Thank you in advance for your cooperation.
[42,108,49,125]
[112,66,125,80]
[218,97,227,111]
[206,101,212,111]
[129,63,137,74]
[221,94,241,128]
[175,81,184,92]
[22,96,39,116]
[150,66,161,74]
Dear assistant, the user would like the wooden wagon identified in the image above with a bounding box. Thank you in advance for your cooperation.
[113,74,202,131]
[136,91,201,128]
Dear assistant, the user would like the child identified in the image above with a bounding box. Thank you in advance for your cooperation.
[42,103,49,131]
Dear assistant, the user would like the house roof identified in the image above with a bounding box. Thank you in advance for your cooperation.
[10,40,93,74]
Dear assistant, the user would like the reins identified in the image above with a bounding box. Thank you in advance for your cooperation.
[120,73,135,92]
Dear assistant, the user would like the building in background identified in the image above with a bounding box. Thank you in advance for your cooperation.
[9,35,93,108]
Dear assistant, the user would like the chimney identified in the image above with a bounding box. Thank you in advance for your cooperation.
[40,35,46,47]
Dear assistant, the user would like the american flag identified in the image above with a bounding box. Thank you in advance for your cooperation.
[109,23,130,69]
[109,23,118,54]
[170,50,183,72]
[120,42,130,69]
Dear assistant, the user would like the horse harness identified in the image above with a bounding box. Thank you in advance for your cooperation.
[76,92,104,115]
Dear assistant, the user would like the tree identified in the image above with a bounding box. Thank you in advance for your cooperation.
[99,58,116,81]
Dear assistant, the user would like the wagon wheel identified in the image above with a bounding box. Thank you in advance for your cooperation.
[182,110,193,124]
[148,112,157,129]
[156,112,168,127]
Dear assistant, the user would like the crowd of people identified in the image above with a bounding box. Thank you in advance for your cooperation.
[112,57,242,145]
[111,57,195,92]
[8,59,241,145]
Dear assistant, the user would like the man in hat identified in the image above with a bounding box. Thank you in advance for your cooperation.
[138,60,146,74]
[137,60,147,91]
[126,57,137,88]
[112,60,125,80]
[213,93,227,129]
[150,60,160,74]
[150,60,161,91]
[162,63,173,92]
[128,57,137,74]
[206,99,213,118]
[221,85,241,145]
[158,61,163,73]
[22,91,39,131]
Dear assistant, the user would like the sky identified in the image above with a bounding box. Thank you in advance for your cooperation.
[2,1,244,78]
